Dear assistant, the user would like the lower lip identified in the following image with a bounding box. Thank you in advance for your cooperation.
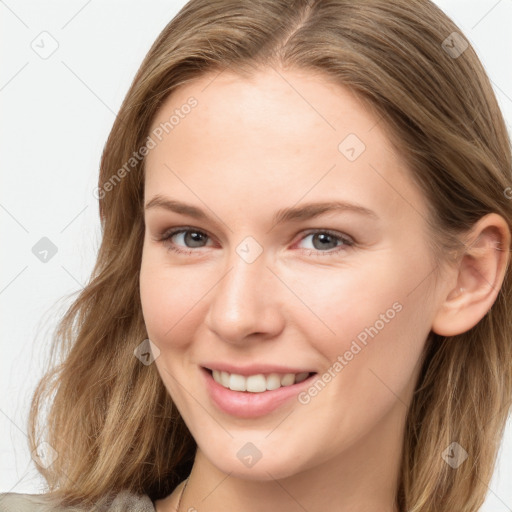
[201,367,318,418]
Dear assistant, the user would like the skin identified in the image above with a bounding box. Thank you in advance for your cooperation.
[139,67,510,512]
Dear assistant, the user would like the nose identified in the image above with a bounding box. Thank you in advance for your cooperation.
[203,244,285,345]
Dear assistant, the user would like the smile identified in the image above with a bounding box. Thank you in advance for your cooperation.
[201,367,318,418]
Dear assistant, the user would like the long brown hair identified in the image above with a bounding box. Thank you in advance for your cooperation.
[28,1,512,511]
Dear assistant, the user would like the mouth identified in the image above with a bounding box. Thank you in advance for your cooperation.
[201,366,318,418]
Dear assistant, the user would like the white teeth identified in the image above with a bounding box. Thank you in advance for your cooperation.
[220,371,230,388]
[266,373,281,390]
[211,369,312,393]
[246,374,267,392]
[229,373,246,391]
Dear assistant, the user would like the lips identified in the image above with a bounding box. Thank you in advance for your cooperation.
[201,366,318,418]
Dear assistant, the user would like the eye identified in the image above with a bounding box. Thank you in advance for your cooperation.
[156,227,354,257]
[295,229,354,255]
[157,227,214,255]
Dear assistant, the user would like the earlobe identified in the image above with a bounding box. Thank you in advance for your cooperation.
[432,213,511,337]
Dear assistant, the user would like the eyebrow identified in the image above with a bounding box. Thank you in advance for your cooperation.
[144,195,379,226]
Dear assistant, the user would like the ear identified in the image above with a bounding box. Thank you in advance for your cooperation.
[432,213,511,337]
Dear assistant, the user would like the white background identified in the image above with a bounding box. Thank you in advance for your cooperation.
[1,1,511,509]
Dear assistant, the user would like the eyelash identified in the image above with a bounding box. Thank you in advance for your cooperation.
[156,226,355,257]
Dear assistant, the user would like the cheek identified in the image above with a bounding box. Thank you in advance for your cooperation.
[288,265,433,455]
[139,253,205,402]
[284,256,424,338]
[139,250,214,349]
[288,250,434,379]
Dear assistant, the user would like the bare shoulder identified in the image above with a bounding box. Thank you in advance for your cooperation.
[0,490,156,512]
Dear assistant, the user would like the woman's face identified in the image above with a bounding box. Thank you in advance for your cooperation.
[140,67,449,481]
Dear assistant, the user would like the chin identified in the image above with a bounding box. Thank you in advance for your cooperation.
[200,442,312,482]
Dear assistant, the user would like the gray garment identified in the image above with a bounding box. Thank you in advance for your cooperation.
[0,490,156,512]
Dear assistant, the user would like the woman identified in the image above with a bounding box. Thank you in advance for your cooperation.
[1,1,511,511]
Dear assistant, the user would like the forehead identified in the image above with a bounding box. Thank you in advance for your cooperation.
[144,67,428,223]
[148,67,379,149]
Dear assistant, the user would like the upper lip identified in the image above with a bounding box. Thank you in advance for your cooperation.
[202,362,316,376]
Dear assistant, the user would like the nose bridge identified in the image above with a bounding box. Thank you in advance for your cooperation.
[205,239,282,342]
